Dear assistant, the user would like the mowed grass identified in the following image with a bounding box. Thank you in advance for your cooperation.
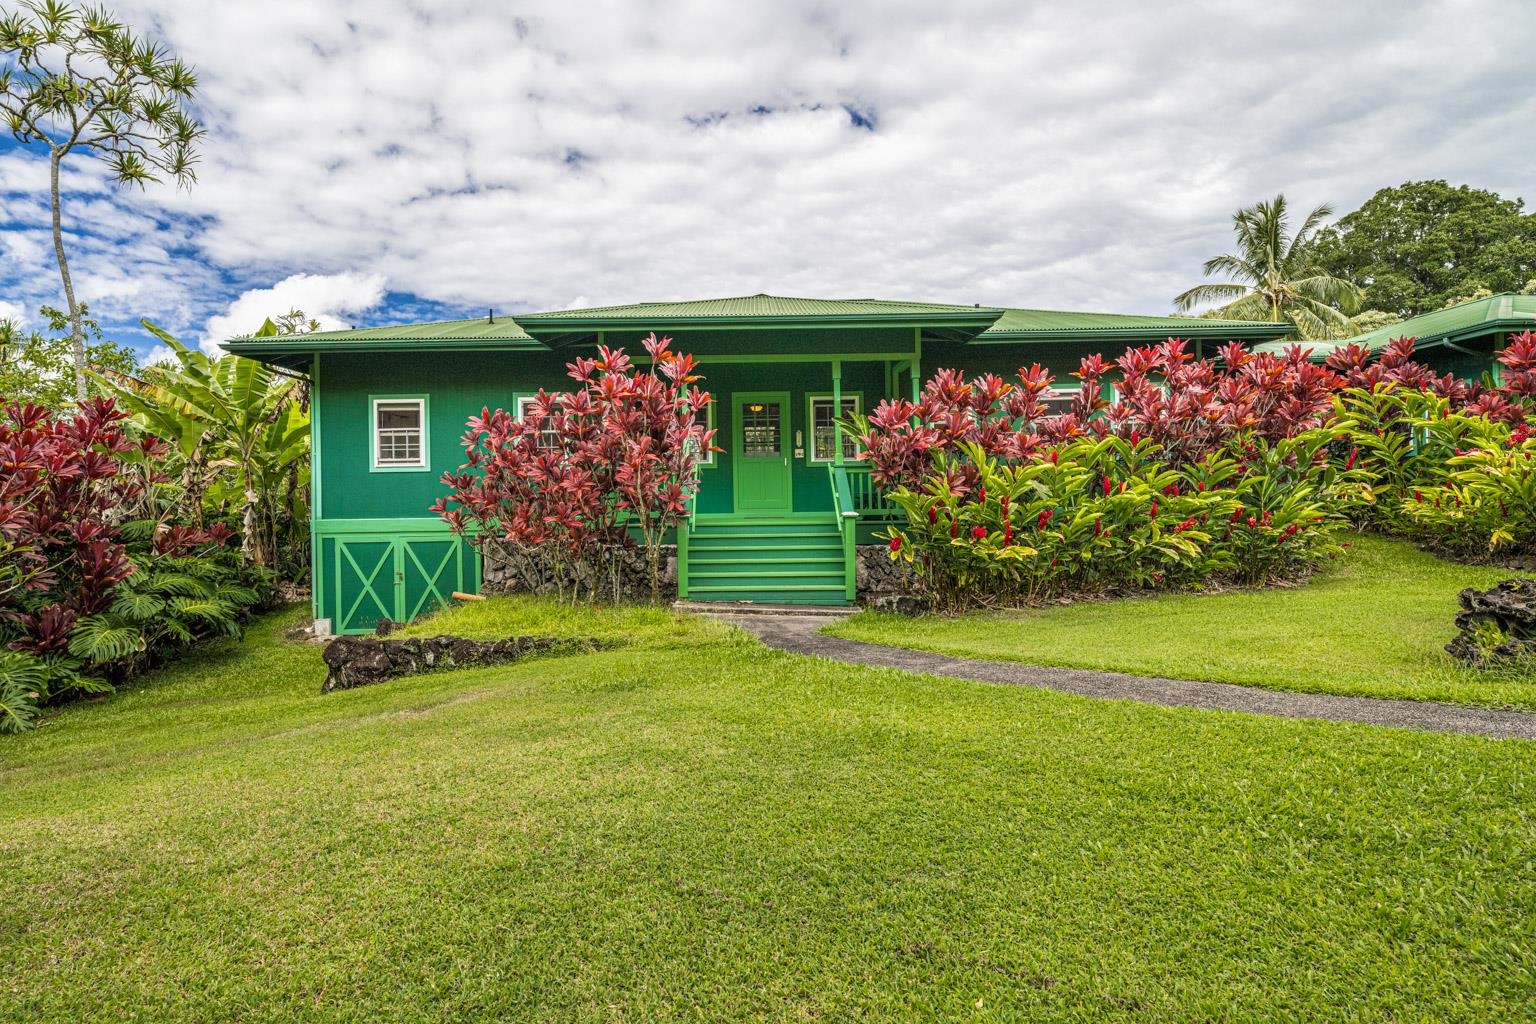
[2,597,1534,1022]
[829,535,1536,710]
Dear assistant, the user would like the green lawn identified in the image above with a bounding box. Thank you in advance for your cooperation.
[829,535,1536,710]
[3,596,1533,1021]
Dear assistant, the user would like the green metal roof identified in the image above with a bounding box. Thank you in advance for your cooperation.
[225,314,538,349]
[515,293,1001,322]
[1251,293,1536,359]
[1343,293,1536,351]
[975,307,1293,342]
[221,292,1294,368]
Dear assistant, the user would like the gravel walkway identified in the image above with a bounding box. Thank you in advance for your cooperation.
[709,610,1536,741]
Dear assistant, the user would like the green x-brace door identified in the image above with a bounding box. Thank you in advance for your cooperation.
[333,535,469,633]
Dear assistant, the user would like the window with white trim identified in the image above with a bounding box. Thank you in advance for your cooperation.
[372,398,426,469]
[516,396,561,450]
[808,395,861,463]
[690,401,716,466]
[1039,387,1079,417]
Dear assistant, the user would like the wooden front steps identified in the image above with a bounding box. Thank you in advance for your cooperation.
[681,520,849,606]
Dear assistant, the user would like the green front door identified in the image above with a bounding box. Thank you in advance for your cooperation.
[732,391,792,514]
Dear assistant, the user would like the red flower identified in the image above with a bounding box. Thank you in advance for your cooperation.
[1345,446,1358,470]
[1093,517,1103,537]
[889,535,902,552]
[1000,495,1009,517]
[1246,516,1257,527]
[971,525,987,540]
[1037,509,1053,530]
[977,485,986,503]
[1149,501,1159,517]
[1102,476,1112,496]
[1229,505,1244,523]
[927,506,937,524]
[1004,522,1013,546]
[950,517,958,538]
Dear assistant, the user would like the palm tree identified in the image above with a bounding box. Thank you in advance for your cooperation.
[1174,195,1362,339]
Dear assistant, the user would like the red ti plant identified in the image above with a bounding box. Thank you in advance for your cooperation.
[434,334,714,604]
[0,399,150,656]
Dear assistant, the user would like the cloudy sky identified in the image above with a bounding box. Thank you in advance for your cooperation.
[1,0,1533,356]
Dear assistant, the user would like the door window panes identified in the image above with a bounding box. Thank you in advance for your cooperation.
[741,401,781,457]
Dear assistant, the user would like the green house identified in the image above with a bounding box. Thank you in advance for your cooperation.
[226,294,1292,631]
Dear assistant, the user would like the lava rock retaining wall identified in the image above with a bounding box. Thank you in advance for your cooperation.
[322,634,615,692]
[482,544,676,602]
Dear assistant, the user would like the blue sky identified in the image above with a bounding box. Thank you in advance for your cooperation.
[2,0,1534,359]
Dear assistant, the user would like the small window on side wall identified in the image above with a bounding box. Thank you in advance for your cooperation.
[372,397,427,470]
[808,395,861,463]
[690,400,716,467]
[516,396,561,450]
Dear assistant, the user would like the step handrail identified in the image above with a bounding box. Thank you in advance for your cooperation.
[828,464,859,602]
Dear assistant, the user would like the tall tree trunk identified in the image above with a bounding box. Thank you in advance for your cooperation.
[48,149,87,405]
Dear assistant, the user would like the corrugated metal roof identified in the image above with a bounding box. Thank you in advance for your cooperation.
[228,315,537,345]
[1250,293,1536,359]
[1344,293,1536,351]
[977,307,1291,339]
[516,293,1000,321]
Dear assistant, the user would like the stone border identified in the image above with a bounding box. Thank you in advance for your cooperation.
[321,634,615,692]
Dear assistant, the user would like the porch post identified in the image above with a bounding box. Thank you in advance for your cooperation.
[832,358,844,467]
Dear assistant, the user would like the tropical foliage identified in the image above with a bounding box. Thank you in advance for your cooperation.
[853,331,1536,609]
[435,333,714,604]
[97,321,310,575]
[880,434,1340,609]
[1173,194,1363,339]
[0,397,269,731]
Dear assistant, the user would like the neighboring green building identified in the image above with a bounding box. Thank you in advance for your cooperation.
[1253,292,1536,379]
[226,294,1291,630]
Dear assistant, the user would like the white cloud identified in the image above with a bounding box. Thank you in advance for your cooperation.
[1,0,1532,351]
[0,299,27,328]
[200,272,388,354]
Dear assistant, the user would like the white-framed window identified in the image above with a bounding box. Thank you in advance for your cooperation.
[690,400,716,467]
[1039,387,1080,417]
[807,394,861,463]
[516,396,561,450]
[371,396,427,471]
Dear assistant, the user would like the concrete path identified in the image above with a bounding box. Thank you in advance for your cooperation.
[707,609,1536,741]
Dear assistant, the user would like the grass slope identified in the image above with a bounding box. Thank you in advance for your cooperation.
[829,536,1536,710]
[2,597,1533,1022]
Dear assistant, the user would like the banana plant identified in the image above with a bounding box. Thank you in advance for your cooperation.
[94,320,310,571]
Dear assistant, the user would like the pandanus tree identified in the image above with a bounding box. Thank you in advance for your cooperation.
[435,333,714,605]
[95,321,309,571]
[0,1,203,403]
[1174,195,1363,340]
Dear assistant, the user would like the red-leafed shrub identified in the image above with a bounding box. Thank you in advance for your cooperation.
[0,399,143,652]
[851,336,1479,497]
[435,334,714,604]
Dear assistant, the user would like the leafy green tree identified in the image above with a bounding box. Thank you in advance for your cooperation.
[1307,181,1536,316]
[1174,195,1362,340]
[0,304,138,407]
[0,1,203,403]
